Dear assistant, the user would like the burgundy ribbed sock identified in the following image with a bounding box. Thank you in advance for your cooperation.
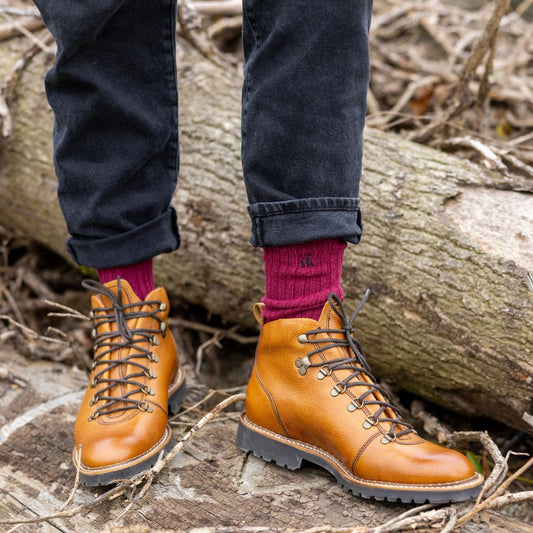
[97,258,155,300]
[262,239,347,323]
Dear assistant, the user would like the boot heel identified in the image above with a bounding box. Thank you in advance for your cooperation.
[168,380,187,415]
[236,418,304,470]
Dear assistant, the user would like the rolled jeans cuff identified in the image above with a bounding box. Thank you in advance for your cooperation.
[66,207,180,268]
[247,197,363,247]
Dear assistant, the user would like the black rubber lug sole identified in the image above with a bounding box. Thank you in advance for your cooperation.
[236,420,483,504]
[168,378,187,415]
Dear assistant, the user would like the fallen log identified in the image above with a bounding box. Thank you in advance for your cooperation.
[0,35,531,434]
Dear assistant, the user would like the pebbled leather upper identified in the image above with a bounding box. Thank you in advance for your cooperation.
[246,299,476,485]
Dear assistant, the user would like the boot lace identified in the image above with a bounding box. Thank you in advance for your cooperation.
[82,277,167,421]
[297,291,414,442]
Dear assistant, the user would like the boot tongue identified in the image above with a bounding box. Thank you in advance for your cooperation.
[92,279,140,308]
[90,279,140,339]
[316,296,348,341]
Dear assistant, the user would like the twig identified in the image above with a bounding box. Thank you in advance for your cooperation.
[45,326,69,340]
[516,0,533,17]
[207,14,243,42]
[171,386,246,421]
[193,0,242,16]
[59,445,81,511]
[508,130,533,146]
[0,12,47,49]
[177,0,235,68]
[0,281,26,328]
[19,268,56,300]
[440,507,458,533]
[43,299,90,321]
[0,314,66,345]
[455,455,533,527]
[0,16,44,42]
[154,393,245,473]
[0,7,40,18]
[438,136,509,173]
[370,4,414,35]
[410,0,511,143]
[420,15,455,55]
[369,503,437,533]
[0,365,27,387]
[169,316,258,344]
[0,329,16,341]
[390,75,440,125]
[171,388,218,418]
[450,431,507,497]
[195,329,224,373]
[481,489,533,509]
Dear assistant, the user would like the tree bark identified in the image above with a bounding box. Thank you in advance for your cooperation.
[0,37,532,433]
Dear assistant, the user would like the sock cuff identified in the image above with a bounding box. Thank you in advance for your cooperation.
[98,258,155,300]
[262,239,347,322]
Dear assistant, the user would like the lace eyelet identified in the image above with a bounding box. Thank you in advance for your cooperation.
[295,356,310,375]
[159,303,167,312]
[91,328,96,339]
[142,386,155,396]
[297,334,308,344]
[362,415,378,429]
[380,432,397,444]
[148,352,159,363]
[151,336,160,346]
[87,412,100,422]
[89,311,94,319]
[347,398,364,412]
[139,401,153,413]
[89,395,99,406]
[317,365,332,380]
[145,369,157,379]
[160,322,167,337]
[330,382,347,397]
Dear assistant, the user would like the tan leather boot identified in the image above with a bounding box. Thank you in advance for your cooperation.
[237,293,484,503]
[73,278,186,485]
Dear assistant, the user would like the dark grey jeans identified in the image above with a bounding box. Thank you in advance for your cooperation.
[33,0,372,268]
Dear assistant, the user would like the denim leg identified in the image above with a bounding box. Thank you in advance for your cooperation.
[33,0,180,268]
[242,0,373,247]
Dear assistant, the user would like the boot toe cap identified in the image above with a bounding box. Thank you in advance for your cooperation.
[355,437,477,485]
[75,412,169,469]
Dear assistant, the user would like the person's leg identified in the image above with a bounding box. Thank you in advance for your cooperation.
[34,0,180,282]
[241,0,368,322]
[238,0,484,502]
[34,0,185,485]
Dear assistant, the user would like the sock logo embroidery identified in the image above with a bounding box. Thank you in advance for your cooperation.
[300,254,315,268]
